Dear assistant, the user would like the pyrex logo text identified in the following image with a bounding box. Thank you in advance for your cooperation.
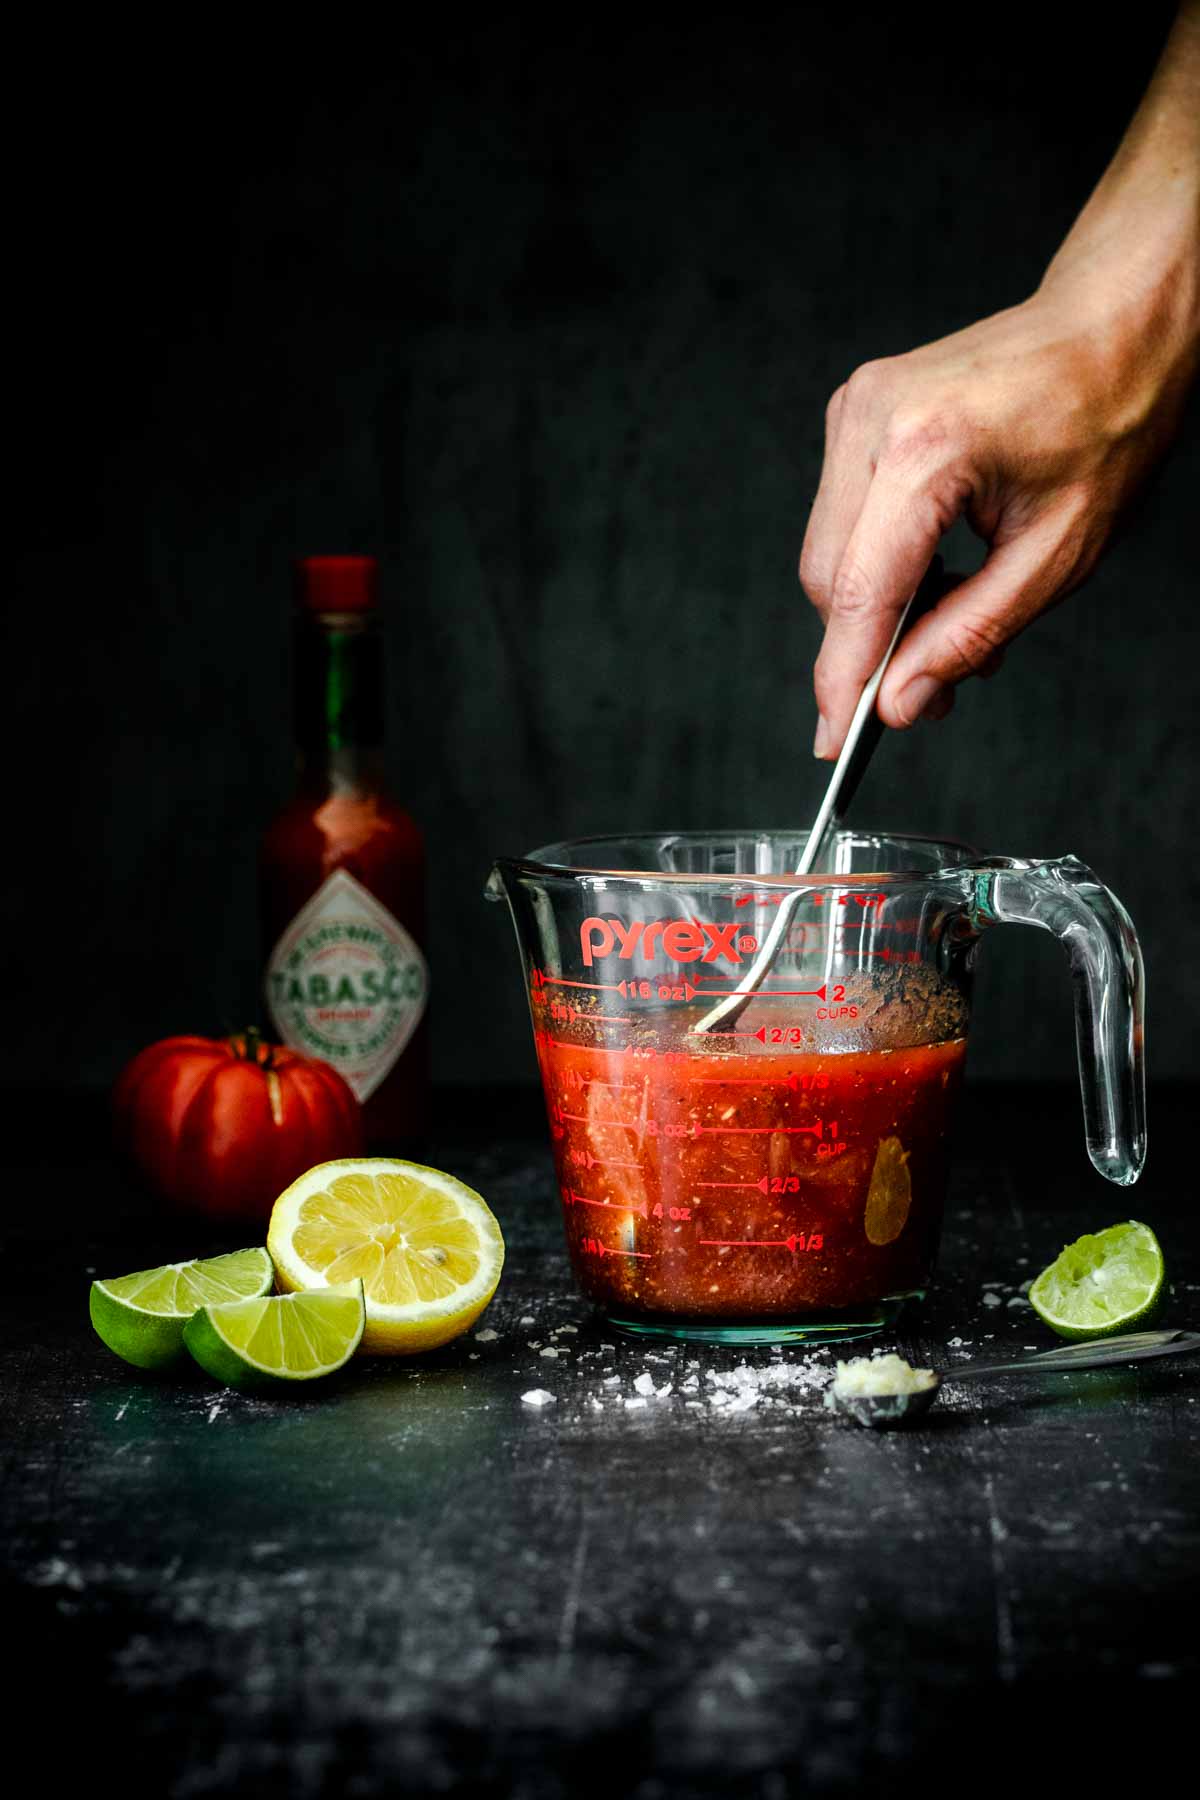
[580,916,757,968]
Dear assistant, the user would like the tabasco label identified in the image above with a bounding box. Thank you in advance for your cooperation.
[265,869,428,1101]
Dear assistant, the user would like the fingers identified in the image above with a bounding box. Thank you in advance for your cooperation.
[799,382,874,622]
[904,598,1004,727]
[811,440,969,757]
[876,506,1084,727]
[921,684,956,721]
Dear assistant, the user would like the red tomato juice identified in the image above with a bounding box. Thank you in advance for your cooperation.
[535,1017,967,1325]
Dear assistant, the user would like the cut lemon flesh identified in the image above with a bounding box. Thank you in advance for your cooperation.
[90,1247,274,1370]
[268,1159,505,1354]
[1029,1220,1164,1340]
[183,1280,365,1388]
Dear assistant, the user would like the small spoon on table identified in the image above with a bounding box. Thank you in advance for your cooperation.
[831,1328,1200,1429]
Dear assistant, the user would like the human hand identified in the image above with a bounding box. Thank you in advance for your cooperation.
[801,279,1196,759]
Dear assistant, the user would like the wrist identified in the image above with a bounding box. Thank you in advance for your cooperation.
[1035,210,1200,413]
[1038,7,1200,386]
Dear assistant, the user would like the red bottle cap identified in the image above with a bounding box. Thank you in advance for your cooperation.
[294,555,378,613]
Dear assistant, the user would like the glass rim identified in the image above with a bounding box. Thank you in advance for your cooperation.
[496,827,980,889]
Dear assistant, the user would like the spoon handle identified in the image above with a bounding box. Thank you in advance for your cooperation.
[797,556,947,874]
[694,559,949,1034]
[942,1328,1200,1382]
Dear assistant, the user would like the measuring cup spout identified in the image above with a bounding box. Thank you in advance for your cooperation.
[967,855,1146,1185]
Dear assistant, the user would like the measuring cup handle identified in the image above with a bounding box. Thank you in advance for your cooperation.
[967,856,1146,1185]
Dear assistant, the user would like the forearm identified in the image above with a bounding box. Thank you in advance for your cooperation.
[803,5,1200,755]
[1040,3,1200,386]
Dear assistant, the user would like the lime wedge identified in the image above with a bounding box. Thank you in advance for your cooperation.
[90,1247,274,1370]
[1029,1221,1164,1340]
[183,1280,365,1390]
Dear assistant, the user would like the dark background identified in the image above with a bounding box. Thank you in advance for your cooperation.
[6,20,1198,1797]
[10,6,1196,1098]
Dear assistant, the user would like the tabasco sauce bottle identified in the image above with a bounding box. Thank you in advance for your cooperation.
[261,555,429,1147]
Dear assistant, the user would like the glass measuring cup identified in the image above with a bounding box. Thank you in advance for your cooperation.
[486,832,1145,1344]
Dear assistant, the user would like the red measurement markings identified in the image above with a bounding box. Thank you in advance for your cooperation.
[553,1103,643,1155]
[568,1146,642,1172]
[753,1026,811,1048]
[534,1029,639,1059]
[530,968,623,994]
[541,999,635,1028]
[560,1066,635,1092]
[613,979,845,1003]
[734,892,886,910]
[563,1187,649,1221]
[699,1174,804,1194]
[684,989,830,1028]
[614,1119,838,1143]
[699,1233,825,1252]
[691,988,835,999]
[689,1028,773,1041]
[699,1171,843,1192]
[616,978,702,1001]
[699,1118,832,1138]
[578,1234,651,1260]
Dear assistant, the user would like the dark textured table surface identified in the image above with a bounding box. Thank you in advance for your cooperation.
[3,1085,1196,1798]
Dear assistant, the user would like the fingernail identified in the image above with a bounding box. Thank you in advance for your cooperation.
[923,687,954,721]
[813,715,833,759]
[895,674,941,724]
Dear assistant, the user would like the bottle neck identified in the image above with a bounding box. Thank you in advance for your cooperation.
[293,610,385,791]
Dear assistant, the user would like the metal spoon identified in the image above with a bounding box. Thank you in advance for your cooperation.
[694,558,947,1035]
[831,1328,1200,1429]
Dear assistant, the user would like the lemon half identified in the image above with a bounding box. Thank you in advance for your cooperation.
[267,1159,504,1354]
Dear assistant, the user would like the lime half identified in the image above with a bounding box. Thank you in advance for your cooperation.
[183,1279,365,1390]
[90,1247,274,1370]
[1029,1221,1164,1340]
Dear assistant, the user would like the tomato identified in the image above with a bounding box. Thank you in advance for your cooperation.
[114,1032,363,1222]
